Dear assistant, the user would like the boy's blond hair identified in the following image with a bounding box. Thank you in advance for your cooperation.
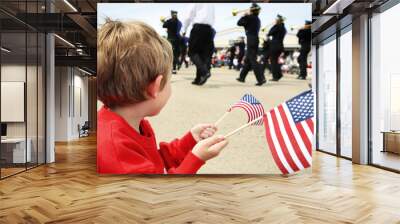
[97,19,173,108]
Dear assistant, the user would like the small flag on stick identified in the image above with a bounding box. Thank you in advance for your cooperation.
[263,90,314,175]
[229,94,265,125]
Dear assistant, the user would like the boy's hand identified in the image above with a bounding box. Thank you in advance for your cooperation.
[191,124,218,142]
[192,136,228,161]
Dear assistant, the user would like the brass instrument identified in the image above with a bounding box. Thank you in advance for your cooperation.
[232,8,249,17]
[160,16,173,23]
[290,24,311,32]
[290,25,302,32]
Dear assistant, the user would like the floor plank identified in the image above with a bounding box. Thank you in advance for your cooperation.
[0,135,400,223]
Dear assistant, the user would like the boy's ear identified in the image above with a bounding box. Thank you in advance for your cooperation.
[147,75,163,99]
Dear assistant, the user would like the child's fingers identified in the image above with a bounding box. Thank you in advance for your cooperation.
[200,135,225,147]
[210,125,218,132]
[208,127,217,132]
[208,139,229,155]
[204,128,216,134]
[201,130,215,138]
[201,124,217,131]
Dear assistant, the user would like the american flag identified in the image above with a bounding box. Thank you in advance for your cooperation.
[229,94,265,125]
[263,90,314,174]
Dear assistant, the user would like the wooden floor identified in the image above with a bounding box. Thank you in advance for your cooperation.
[373,151,400,171]
[1,135,400,223]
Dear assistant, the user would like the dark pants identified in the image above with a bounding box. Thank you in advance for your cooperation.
[298,45,311,78]
[270,45,284,80]
[262,51,271,74]
[168,38,180,71]
[188,24,214,82]
[228,56,234,69]
[236,53,244,70]
[179,46,188,69]
[238,36,265,83]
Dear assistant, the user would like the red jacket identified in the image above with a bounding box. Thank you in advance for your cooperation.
[97,107,204,174]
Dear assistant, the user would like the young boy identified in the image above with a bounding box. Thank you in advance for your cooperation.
[97,19,228,174]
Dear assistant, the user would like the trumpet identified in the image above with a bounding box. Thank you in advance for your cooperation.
[290,25,302,31]
[260,22,275,33]
[290,24,311,31]
[232,8,249,17]
[160,16,171,22]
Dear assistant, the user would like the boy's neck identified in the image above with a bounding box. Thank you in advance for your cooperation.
[112,105,146,133]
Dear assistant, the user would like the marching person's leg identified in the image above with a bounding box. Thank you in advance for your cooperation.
[194,68,200,83]
[188,25,206,84]
[237,56,251,82]
[299,46,310,79]
[237,54,244,71]
[172,39,180,74]
[262,49,271,75]
[177,41,185,70]
[247,47,265,85]
[191,54,208,84]
[177,48,183,70]
[194,25,214,85]
[277,49,284,80]
[297,48,306,79]
[181,47,189,68]
[269,49,280,81]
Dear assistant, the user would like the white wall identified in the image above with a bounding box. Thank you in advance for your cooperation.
[55,66,69,141]
[54,67,89,141]
[1,63,46,164]
[1,65,34,138]
[339,30,353,158]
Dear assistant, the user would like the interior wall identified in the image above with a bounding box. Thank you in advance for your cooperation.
[88,77,97,132]
[54,66,89,141]
[55,66,69,141]
[0,64,38,138]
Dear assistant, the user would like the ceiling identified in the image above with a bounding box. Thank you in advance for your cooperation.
[1,0,98,74]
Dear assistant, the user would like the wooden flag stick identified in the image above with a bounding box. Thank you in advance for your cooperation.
[224,115,264,138]
[214,111,230,126]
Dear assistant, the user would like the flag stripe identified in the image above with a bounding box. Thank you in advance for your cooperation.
[254,105,261,124]
[263,115,288,174]
[266,113,294,174]
[241,103,255,122]
[232,103,253,122]
[233,103,253,121]
[232,102,264,125]
[230,93,266,125]
[277,105,310,168]
[270,110,299,172]
[254,105,264,125]
[274,107,305,170]
[306,119,314,133]
[296,122,312,155]
[301,121,313,143]
[282,104,312,163]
